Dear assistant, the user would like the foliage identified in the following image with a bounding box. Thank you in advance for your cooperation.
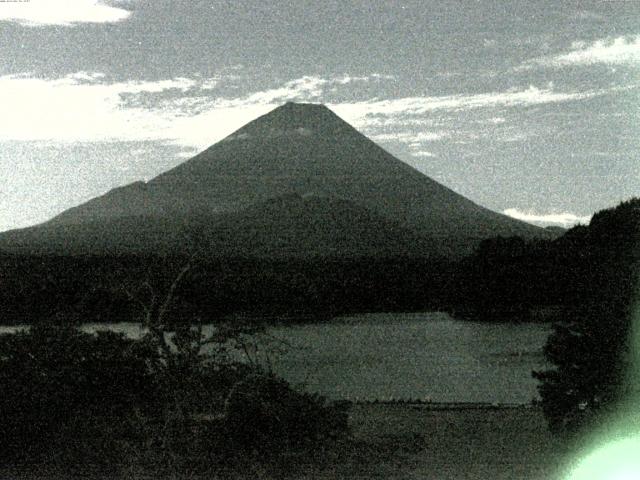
[0,256,351,474]
[222,373,349,452]
[452,236,543,319]
[533,198,640,435]
[0,323,159,463]
[0,254,453,324]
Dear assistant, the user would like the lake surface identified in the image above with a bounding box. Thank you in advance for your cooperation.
[0,312,552,404]
[267,312,552,403]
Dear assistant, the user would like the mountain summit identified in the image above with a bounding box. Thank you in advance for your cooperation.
[0,102,551,258]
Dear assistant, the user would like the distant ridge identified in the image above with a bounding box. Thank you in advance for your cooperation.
[0,102,553,258]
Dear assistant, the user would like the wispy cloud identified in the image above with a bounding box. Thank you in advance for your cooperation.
[412,150,436,158]
[0,72,394,150]
[529,35,640,68]
[239,74,394,104]
[0,0,133,26]
[241,76,327,104]
[487,117,506,125]
[332,85,599,122]
[503,208,591,227]
[330,85,606,151]
[339,73,395,83]
[370,131,446,143]
[0,71,611,154]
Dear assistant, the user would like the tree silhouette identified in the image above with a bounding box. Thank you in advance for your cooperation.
[533,198,640,434]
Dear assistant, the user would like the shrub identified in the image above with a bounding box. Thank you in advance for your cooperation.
[0,323,159,464]
[221,373,349,454]
[0,321,350,474]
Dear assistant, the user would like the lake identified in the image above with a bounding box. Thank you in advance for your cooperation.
[0,312,552,404]
[266,312,552,403]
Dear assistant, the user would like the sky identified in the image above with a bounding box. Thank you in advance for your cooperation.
[0,0,638,232]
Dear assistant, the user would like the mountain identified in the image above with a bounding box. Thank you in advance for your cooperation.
[0,102,552,258]
[0,193,434,258]
[193,193,441,259]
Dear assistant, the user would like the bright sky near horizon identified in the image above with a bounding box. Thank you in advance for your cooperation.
[0,0,638,231]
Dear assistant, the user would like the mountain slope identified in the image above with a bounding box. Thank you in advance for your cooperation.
[0,194,437,257]
[0,102,551,258]
[196,193,442,259]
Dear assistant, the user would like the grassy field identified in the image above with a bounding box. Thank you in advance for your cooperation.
[342,403,567,479]
[2,404,570,479]
[220,403,569,480]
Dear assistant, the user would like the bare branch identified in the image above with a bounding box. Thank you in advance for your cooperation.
[141,280,156,299]
[157,261,193,327]
[121,287,151,317]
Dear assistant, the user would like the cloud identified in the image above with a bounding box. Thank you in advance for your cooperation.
[238,74,394,104]
[571,10,607,23]
[0,71,612,154]
[412,150,436,158]
[503,208,591,227]
[0,73,200,143]
[531,35,640,68]
[332,85,598,122]
[241,76,328,104]
[371,131,446,143]
[487,117,506,125]
[0,72,397,150]
[330,85,605,149]
[67,71,107,82]
[0,0,133,26]
[333,73,395,84]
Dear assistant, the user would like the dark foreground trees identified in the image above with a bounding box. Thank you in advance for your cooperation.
[533,198,640,435]
[0,321,348,477]
[0,254,453,325]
